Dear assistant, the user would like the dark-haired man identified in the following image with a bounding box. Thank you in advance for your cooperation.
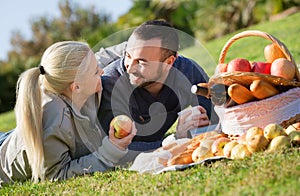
[96,20,218,164]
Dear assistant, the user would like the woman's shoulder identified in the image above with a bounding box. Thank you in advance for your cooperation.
[43,93,68,116]
[42,92,71,129]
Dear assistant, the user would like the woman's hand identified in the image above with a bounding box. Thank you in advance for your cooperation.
[176,106,210,139]
[109,122,137,150]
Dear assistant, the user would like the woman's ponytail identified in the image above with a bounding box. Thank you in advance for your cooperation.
[15,67,45,182]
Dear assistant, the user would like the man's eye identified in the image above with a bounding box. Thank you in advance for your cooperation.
[125,52,130,58]
[138,61,148,66]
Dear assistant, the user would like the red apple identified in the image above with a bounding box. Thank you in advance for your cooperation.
[227,58,252,72]
[110,115,132,139]
[211,137,231,156]
[252,62,271,74]
[270,58,295,80]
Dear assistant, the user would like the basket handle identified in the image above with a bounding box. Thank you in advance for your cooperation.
[218,30,300,81]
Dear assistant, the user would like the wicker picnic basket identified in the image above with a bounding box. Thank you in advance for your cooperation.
[209,30,300,135]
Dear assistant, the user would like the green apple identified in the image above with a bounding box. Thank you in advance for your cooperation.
[110,115,132,139]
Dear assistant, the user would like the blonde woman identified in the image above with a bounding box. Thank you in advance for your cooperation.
[0,41,136,185]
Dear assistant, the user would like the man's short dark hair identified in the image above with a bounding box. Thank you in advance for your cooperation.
[132,19,179,57]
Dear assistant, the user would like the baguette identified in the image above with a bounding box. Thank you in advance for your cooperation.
[228,83,256,104]
[250,80,280,99]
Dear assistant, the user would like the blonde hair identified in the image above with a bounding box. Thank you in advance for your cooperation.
[15,41,90,182]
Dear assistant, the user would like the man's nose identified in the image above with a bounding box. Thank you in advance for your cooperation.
[125,59,138,73]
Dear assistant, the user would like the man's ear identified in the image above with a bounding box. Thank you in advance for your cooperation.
[165,55,176,71]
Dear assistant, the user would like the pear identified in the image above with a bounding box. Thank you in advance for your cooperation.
[264,124,286,141]
[266,135,291,153]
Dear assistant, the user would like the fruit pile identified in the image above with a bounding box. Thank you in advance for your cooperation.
[215,43,297,106]
[217,43,296,80]
[160,122,300,166]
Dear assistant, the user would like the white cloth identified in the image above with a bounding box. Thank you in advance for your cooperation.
[215,87,300,135]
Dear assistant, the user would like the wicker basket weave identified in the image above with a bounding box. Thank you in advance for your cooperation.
[210,30,300,134]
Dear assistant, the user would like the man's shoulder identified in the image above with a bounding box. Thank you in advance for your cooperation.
[172,55,209,82]
[173,55,199,70]
[173,55,204,73]
[102,59,124,79]
[95,42,126,68]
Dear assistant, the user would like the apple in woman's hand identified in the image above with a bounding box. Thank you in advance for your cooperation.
[110,115,132,139]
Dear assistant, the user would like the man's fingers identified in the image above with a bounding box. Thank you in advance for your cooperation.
[178,110,192,123]
[197,105,207,114]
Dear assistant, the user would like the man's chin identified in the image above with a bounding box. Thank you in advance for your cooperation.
[133,81,156,88]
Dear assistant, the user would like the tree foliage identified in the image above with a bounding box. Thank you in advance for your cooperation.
[0,0,116,112]
[0,0,299,113]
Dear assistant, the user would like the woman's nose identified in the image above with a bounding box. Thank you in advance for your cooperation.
[99,68,104,76]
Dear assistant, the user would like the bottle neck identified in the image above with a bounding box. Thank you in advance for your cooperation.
[191,83,228,106]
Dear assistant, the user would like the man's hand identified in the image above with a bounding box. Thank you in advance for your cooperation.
[109,122,137,150]
[176,106,210,139]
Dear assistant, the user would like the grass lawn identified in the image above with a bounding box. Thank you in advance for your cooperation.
[0,12,300,195]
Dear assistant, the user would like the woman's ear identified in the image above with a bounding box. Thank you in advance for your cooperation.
[70,82,80,93]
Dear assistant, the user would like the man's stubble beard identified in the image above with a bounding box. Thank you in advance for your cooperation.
[129,64,164,88]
